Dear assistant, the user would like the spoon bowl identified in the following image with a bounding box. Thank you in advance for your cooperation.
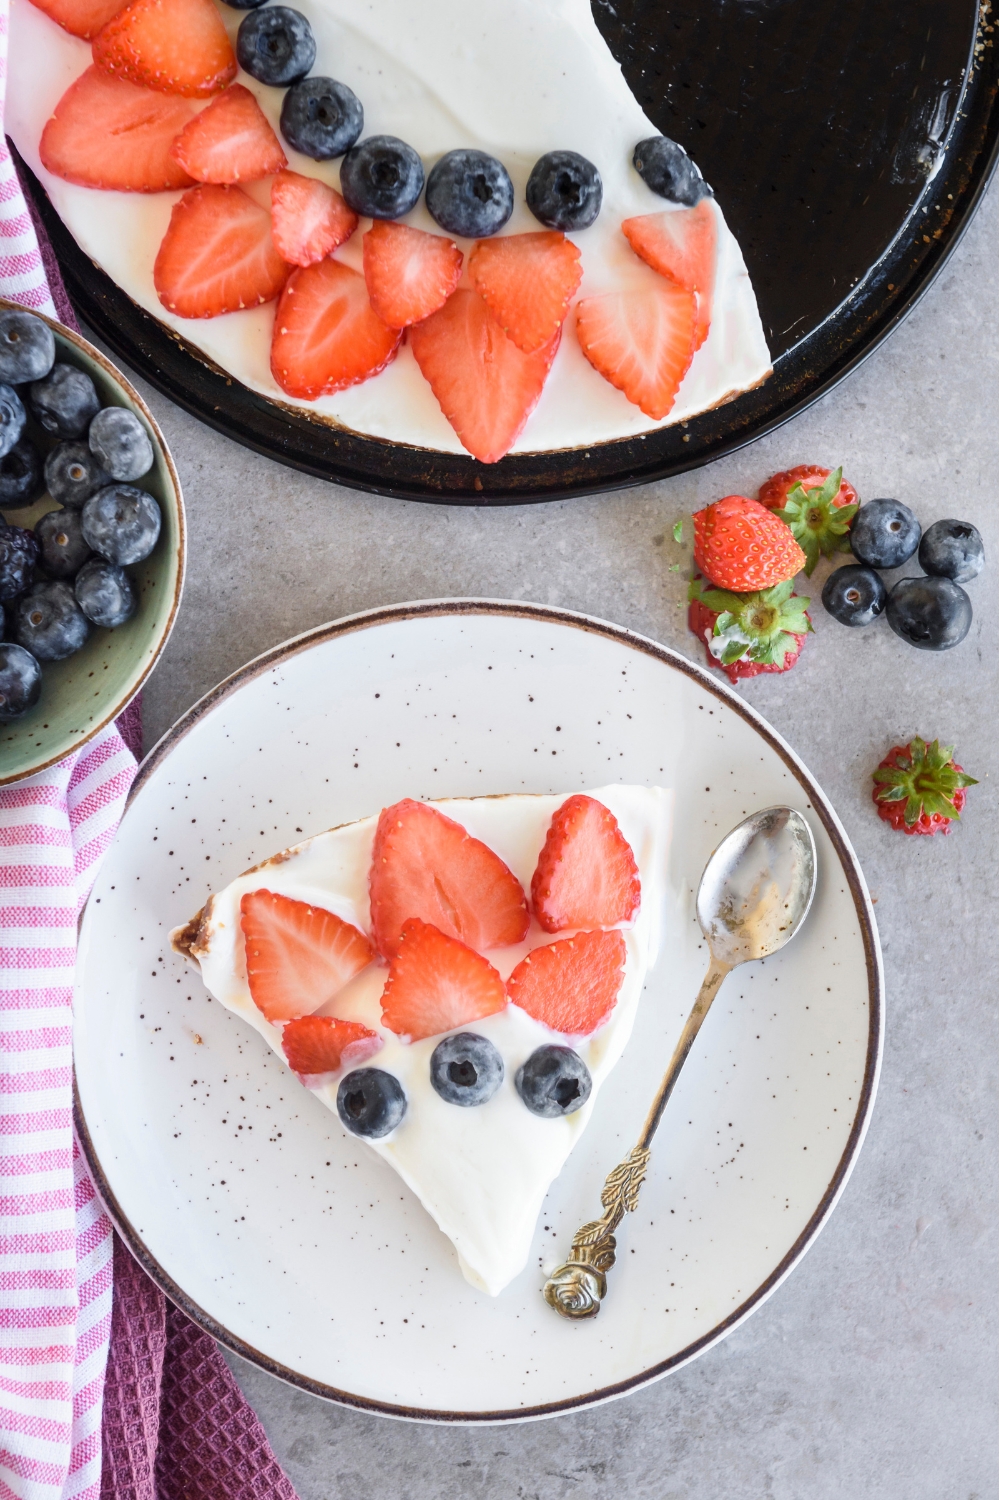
[696,806,817,967]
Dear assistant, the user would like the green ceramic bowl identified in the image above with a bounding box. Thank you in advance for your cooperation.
[0,302,185,784]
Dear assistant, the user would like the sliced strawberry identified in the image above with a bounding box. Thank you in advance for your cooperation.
[270,259,401,399]
[271,171,357,268]
[468,231,582,353]
[154,184,289,318]
[622,200,717,349]
[170,84,286,184]
[92,0,236,97]
[28,0,127,40]
[281,1014,382,1080]
[369,798,529,959]
[363,221,462,329]
[531,794,641,934]
[240,889,374,1024]
[40,66,196,192]
[576,283,696,420]
[409,290,559,464]
[379,918,507,1043]
[507,929,626,1036]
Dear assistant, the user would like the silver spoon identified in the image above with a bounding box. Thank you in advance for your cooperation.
[543,805,817,1319]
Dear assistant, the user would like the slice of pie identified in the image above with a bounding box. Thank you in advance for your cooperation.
[172,784,671,1295]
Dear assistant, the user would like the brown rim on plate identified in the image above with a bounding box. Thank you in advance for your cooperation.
[0,301,186,784]
[74,599,884,1422]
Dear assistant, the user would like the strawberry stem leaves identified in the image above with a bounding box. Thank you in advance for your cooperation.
[689,576,812,668]
[872,736,978,826]
[776,466,859,576]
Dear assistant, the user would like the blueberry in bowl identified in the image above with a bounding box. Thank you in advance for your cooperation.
[88,407,154,483]
[0,308,55,385]
[0,437,44,510]
[29,362,100,439]
[35,508,92,579]
[0,384,26,460]
[236,7,316,87]
[15,581,90,662]
[526,151,603,231]
[426,149,513,238]
[280,77,363,161]
[821,564,887,627]
[430,1032,504,1106]
[850,497,921,570]
[0,644,41,723]
[44,441,109,509]
[0,526,39,603]
[339,136,424,220]
[886,576,972,651]
[82,484,162,567]
[917,520,984,585]
[75,560,136,630]
[633,136,712,206]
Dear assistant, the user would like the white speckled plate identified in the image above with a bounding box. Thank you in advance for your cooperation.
[74,601,882,1421]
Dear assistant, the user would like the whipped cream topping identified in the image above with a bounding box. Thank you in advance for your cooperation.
[8,0,771,455]
[174,786,672,1296]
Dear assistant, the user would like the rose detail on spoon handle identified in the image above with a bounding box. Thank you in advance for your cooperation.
[543,957,731,1320]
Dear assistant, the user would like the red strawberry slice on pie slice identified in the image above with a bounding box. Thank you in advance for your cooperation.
[362,221,463,329]
[622,200,717,350]
[409,289,560,464]
[270,259,402,399]
[576,282,697,420]
[271,171,358,267]
[170,84,286,184]
[40,66,197,192]
[154,184,290,318]
[240,889,374,1024]
[281,1014,382,1082]
[92,0,236,97]
[369,797,529,959]
[507,929,627,1036]
[467,231,582,354]
[531,794,641,933]
[29,0,128,40]
[379,918,507,1043]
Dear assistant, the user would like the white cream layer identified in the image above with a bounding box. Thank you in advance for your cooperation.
[8,0,771,455]
[174,786,672,1296]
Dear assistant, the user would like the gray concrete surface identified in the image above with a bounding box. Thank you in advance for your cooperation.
[91,180,998,1499]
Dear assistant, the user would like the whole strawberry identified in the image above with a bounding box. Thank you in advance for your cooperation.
[872,736,976,835]
[688,577,812,684]
[759,466,859,577]
[692,495,806,591]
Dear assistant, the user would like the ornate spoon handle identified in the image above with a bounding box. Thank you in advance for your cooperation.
[543,956,731,1319]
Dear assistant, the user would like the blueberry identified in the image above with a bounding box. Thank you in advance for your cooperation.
[0,526,39,602]
[0,437,44,509]
[35,509,92,580]
[526,151,602,231]
[29,363,100,439]
[633,136,712,206]
[44,441,109,509]
[74,558,136,629]
[917,519,984,584]
[0,643,41,721]
[280,76,363,160]
[850,497,921,570]
[0,310,55,385]
[339,136,424,220]
[886,575,972,651]
[821,564,887,627]
[429,1032,504,1107]
[82,485,161,566]
[236,7,315,86]
[222,0,267,8]
[336,1067,406,1138]
[515,1045,592,1118]
[0,384,26,460]
[426,150,513,238]
[15,580,90,661]
[88,407,154,482]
